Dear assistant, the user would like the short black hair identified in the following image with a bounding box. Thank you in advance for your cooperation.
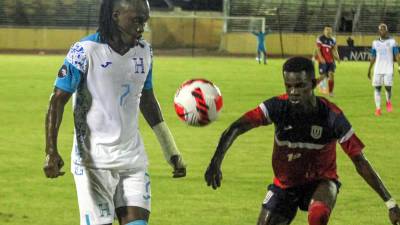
[283,57,315,80]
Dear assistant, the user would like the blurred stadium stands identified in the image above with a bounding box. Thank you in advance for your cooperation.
[0,0,398,34]
[228,0,400,33]
[0,0,222,27]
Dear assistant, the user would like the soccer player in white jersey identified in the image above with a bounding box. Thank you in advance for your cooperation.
[368,23,400,116]
[43,1,186,225]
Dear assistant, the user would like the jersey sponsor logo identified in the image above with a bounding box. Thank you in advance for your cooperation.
[57,65,67,78]
[310,125,323,139]
[100,61,112,68]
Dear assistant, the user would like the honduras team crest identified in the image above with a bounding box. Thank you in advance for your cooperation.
[310,125,323,139]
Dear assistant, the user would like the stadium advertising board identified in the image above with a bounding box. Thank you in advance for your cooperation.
[338,46,371,61]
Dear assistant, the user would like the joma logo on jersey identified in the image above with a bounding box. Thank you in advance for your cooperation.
[133,57,145,74]
[310,125,323,139]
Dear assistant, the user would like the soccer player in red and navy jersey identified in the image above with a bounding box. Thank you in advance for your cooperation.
[205,57,400,225]
[316,25,340,97]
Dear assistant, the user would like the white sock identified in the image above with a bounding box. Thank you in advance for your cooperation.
[375,89,381,109]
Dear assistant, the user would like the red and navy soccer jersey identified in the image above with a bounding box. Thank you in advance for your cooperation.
[244,94,364,189]
[316,35,336,63]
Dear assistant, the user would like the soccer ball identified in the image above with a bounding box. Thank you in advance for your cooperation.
[174,79,223,126]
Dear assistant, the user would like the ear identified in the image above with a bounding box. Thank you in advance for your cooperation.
[311,78,317,89]
[112,10,119,22]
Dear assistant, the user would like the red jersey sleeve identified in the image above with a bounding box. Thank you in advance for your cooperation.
[340,132,365,158]
[243,105,270,127]
[243,96,285,127]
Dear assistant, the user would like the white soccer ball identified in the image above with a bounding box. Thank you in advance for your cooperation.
[174,79,223,126]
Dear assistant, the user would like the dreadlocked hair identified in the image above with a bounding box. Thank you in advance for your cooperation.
[98,0,121,43]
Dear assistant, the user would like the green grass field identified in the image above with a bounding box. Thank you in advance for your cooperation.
[0,54,399,225]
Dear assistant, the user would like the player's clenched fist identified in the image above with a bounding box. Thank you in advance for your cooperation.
[204,161,223,190]
[43,152,65,178]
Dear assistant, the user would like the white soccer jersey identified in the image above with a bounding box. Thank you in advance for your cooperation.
[371,37,399,75]
[55,33,153,170]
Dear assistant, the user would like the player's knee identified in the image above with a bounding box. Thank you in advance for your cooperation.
[257,209,290,225]
[125,220,147,225]
[385,86,391,92]
[308,201,331,225]
[375,86,382,92]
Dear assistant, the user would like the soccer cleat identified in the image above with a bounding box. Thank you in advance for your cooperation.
[375,108,382,116]
[386,102,393,112]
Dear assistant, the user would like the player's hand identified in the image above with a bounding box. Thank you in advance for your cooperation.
[367,70,371,80]
[320,58,326,64]
[170,155,186,178]
[389,205,400,225]
[204,160,223,190]
[43,152,65,178]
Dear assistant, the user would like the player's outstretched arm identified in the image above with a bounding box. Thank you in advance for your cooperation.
[204,116,257,190]
[43,88,71,178]
[351,153,400,224]
[140,88,186,178]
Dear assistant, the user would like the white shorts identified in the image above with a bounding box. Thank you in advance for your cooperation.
[373,73,393,87]
[72,164,151,225]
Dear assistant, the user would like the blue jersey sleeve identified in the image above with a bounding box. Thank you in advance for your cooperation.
[370,48,377,57]
[393,45,399,56]
[54,42,87,93]
[143,63,153,90]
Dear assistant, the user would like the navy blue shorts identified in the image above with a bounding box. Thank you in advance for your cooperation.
[319,63,336,75]
[261,180,341,221]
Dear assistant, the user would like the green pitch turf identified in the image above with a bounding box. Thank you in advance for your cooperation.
[0,54,398,225]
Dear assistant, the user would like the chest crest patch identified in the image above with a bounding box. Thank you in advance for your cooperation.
[310,125,323,139]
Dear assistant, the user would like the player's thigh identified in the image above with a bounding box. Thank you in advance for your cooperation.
[310,180,339,209]
[373,74,384,87]
[383,74,393,87]
[319,64,328,76]
[73,165,119,225]
[115,168,151,224]
[116,206,149,225]
[259,185,298,224]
